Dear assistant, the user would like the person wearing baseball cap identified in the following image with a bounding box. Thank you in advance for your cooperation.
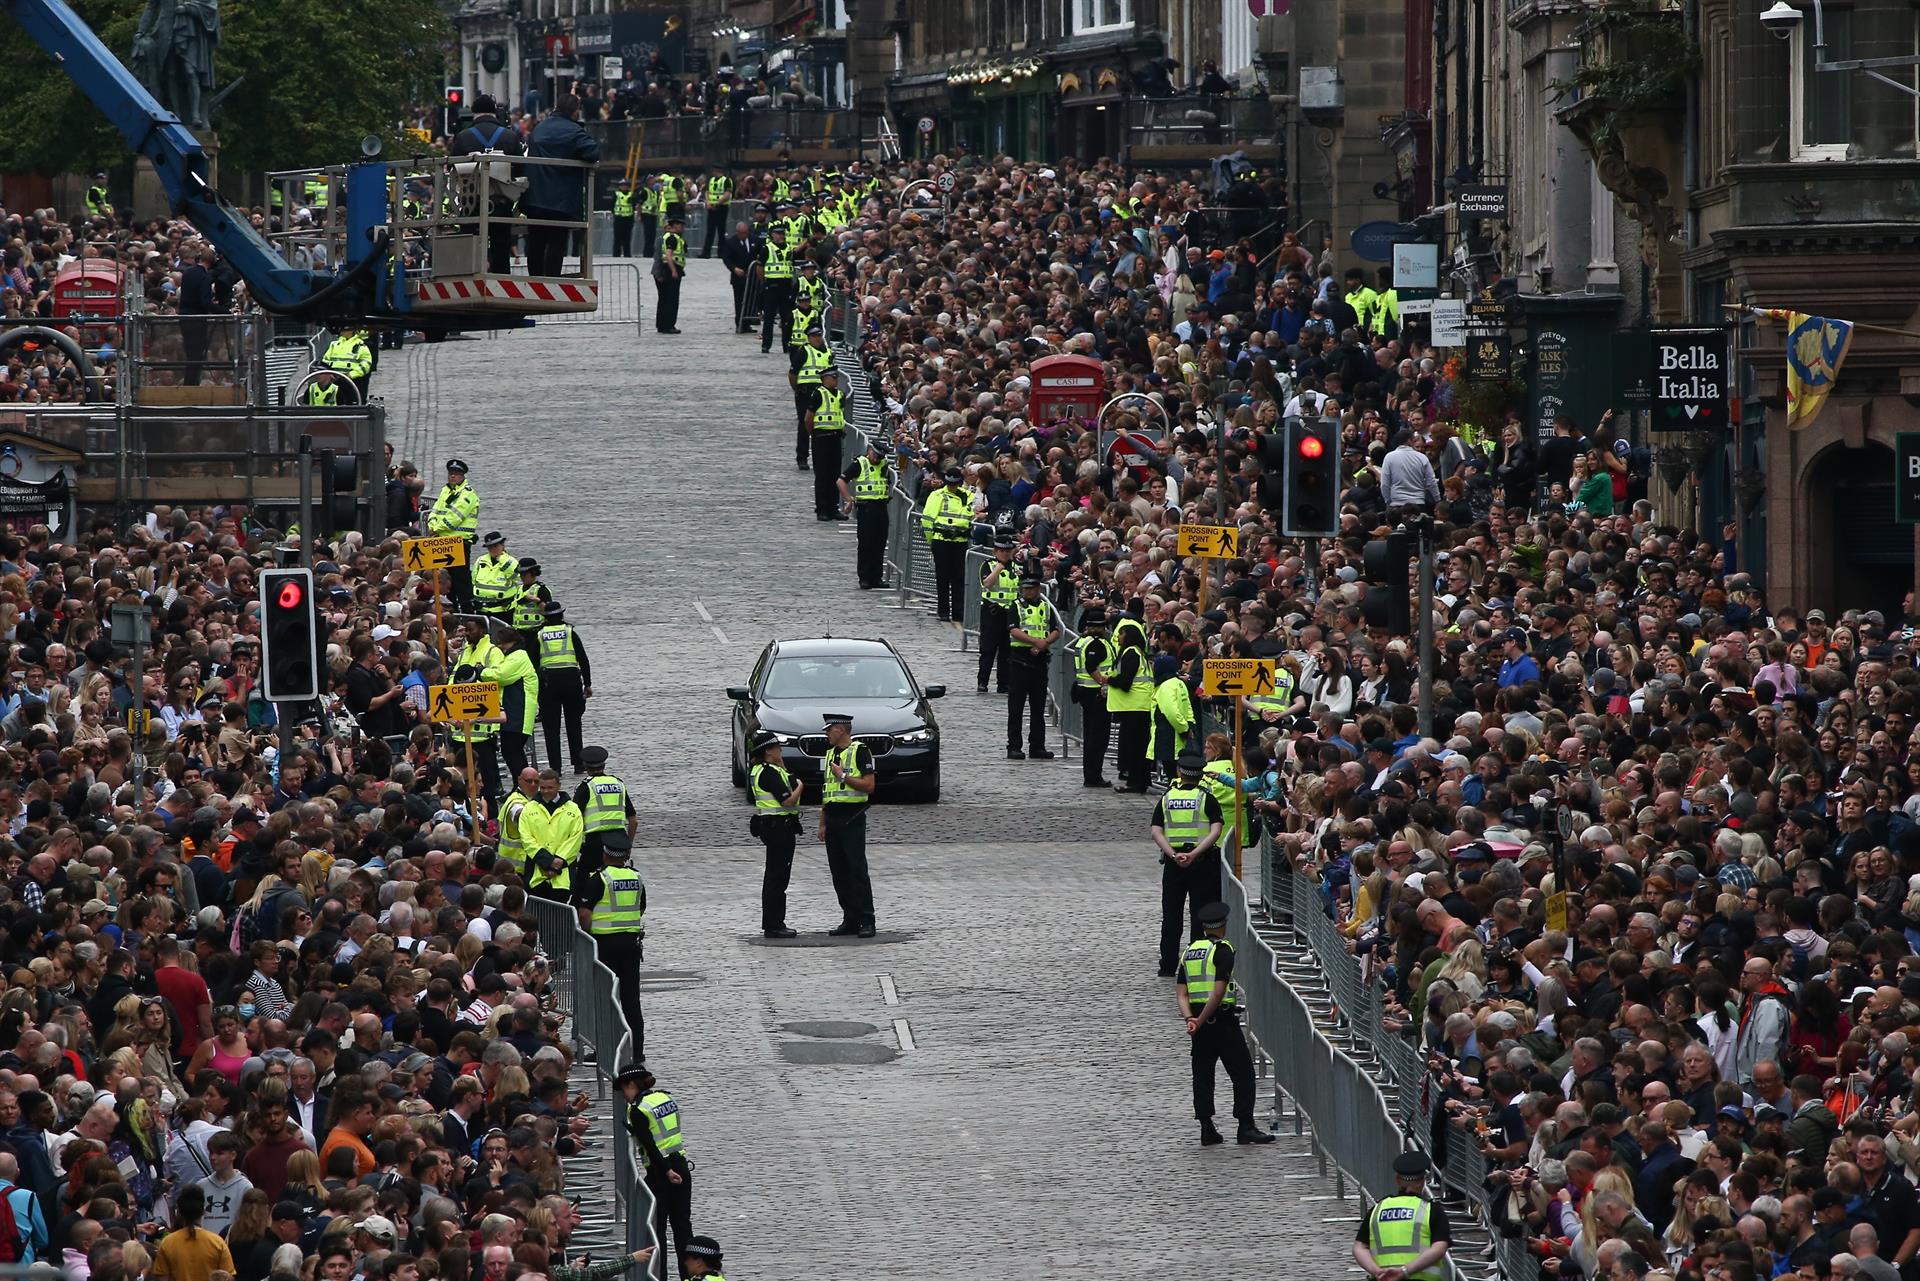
[1497,627,1539,688]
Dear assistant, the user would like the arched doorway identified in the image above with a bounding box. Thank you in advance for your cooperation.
[1803,441,1912,614]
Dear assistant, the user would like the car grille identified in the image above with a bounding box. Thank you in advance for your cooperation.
[796,733,895,757]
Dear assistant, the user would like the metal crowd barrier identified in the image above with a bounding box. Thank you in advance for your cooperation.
[523,895,662,1277]
[547,259,647,337]
[1243,847,1515,1281]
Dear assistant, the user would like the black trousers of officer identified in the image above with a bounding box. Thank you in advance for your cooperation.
[612,214,633,257]
[930,539,968,621]
[812,430,844,517]
[1114,709,1151,791]
[761,279,796,351]
[702,207,728,257]
[654,270,681,332]
[646,1160,692,1280]
[501,725,531,780]
[824,803,876,930]
[640,212,659,257]
[1160,852,1219,970]
[976,603,1011,691]
[1192,1009,1258,1125]
[540,673,587,772]
[593,929,645,1060]
[1076,688,1112,783]
[446,550,475,610]
[855,500,889,587]
[760,819,797,931]
[1006,656,1048,753]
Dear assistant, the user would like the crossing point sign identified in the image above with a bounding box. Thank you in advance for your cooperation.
[403,536,468,570]
[428,681,503,723]
[1200,658,1277,697]
[1177,525,1240,558]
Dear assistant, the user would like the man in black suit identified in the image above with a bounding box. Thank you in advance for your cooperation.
[719,219,756,332]
[288,1048,330,1140]
[178,243,217,386]
[440,1076,484,1160]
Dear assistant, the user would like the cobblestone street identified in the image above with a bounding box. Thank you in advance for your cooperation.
[409,263,1351,1275]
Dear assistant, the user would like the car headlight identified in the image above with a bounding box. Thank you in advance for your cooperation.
[896,728,935,744]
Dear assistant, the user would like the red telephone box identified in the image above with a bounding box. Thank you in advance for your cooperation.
[1028,353,1106,427]
[49,258,125,347]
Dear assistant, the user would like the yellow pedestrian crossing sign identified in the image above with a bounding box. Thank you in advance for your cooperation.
[403,536,468,571]
[1177,525,1239,558]
[1200,658,1277,697]
[429,681,503,723]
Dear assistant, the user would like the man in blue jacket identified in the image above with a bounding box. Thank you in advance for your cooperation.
[523,95,601,278]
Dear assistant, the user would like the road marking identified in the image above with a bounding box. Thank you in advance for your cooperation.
[878,974,899,1006]
[710,626,729,644]
[692,600,714,623]
[892,1017,915,1051]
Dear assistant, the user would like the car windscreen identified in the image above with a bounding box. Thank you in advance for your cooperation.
[762,656,914,701]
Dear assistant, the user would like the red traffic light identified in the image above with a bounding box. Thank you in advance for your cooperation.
[277,580,304,609]
[446,86,465,106]
[1298,435,1325,460]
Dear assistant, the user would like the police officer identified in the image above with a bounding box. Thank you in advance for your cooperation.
[85,172,112,220]
[747,729,804,938]
[639,174,663,258]
[683,1238,725,1280]
[451,617,505,802]
[1355,1152,1452,1281]
[574,830,646,1055]
[493,767,540,878]
[797,256,827,312]
[756,222,795,353]
[819,712,876,937]
[975,533,1018,694]
[1151,751,1224,976]
[427,460,480,610]
[482,627,539,779]
[1071,608,1115,787]
[920,466,973,622]
[610,179,636,257]
[512,559,552,651]
[616,1066,692,1278]
[320,327,373,403]
[837,436,892,589]
[805,366,849,521]
[471,531,520,626]
[1106,601,1153,793]
[1177,900,1275,1146]
[535,601,591,773]
[302,369,344,406]
[791,326,832,470]
[701,169,732,258]
[574,745,636,882]
[654,213,686,334]
[1005,571,1057,761]
[523,767,583,902]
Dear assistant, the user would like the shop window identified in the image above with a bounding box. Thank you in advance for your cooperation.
[1075,0,1130,32]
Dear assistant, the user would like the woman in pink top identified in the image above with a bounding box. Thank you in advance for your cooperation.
[185,1005,251,1085]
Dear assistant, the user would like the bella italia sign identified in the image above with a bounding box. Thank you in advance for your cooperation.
[1650,326,1730,431]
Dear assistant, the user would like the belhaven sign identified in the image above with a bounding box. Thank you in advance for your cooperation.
[1650,326,1730,430]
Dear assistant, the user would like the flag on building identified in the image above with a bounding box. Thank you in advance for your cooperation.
[1754,308,1854,431]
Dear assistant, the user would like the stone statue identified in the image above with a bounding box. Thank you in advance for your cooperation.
[131,0,220,130]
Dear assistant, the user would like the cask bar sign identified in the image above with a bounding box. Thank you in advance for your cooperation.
[1650,326,1730,430]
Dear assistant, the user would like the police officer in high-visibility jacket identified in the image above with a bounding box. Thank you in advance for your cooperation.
[452,617,504,803]
[493,768,540,877]
[535,601,591,773]
[701,170,732,258]
[320,328,374,403]
[792,327,832,470]
[1005,572,1057,761]
[512,559,553,651]
[523,767,582,901]
[574,829,646,1056]
[975,534,1019,695]
[427,460,480,610]
[1177,900,1275,1146]
[1147,654,1195,782]
[1151,751,1223,976]
[756,223,795,354]
[1071,608,1114,788]
[573,744,636,884]
[616,1064,693,1279]
[747,729,804,938]
[85,173,113,220]
[804,365,849,522]
[920,466,974,623]
[1355,1152,1451,1281]
[639,176,663,258]
[653,213,686,335]
[1199,731,1257,856]
[610,180,636,257]
[836,436,892,590]
[1106,604,1153,792]
[819,712,877,937]
[482,628,539,781]
[471,531,520,626]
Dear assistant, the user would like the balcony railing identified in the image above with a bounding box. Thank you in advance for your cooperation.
[1122,96,1279,146]
[584,109,868,167]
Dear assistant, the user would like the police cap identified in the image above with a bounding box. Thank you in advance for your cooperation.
[749,729,783,755]
[582,745,609,767]
[822,712,854,728]
[668,213,685,225]
[544,600,566,619]
[481,530,506,547]
[1393,1151,1432,1178]
[1196,901,1230,928]
[447,459,470,474]
[1081,608,1108,627]
[685,1238,723,1263]
[612,1063,652,1089]
[518,559,542,576]
[993,532,1016,549]
[943,466,964,483]
[820,365,839,377]
[1175,751,1205,775]
[1019,571,1043,587]
[802,259,820,270]
[599,830,632,858]
[770,220,788,231]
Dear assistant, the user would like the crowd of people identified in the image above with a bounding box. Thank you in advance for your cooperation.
[812,157,1920,1281]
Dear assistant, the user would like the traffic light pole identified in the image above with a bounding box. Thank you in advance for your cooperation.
[297,435,314,571]
[1416,521,1435,739]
